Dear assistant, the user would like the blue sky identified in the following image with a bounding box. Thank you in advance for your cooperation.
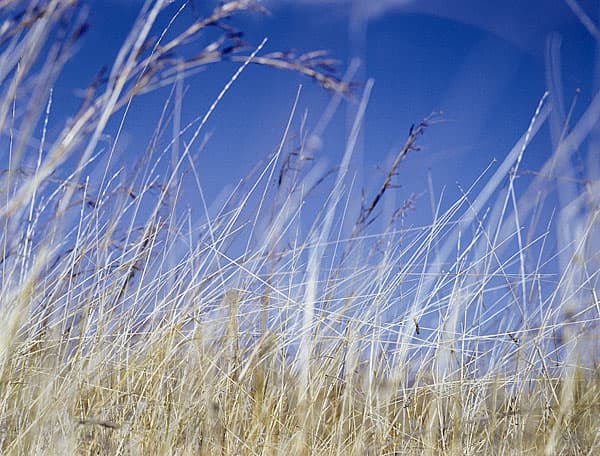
[53,0,598,228]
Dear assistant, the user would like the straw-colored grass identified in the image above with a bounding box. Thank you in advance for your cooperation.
[1,1,599,454]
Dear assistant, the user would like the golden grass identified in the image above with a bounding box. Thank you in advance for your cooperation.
[1,1,599,454]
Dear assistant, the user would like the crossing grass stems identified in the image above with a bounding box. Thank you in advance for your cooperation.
[0,0,599,454]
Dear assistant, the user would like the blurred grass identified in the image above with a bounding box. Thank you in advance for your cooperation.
[0,1,599,455]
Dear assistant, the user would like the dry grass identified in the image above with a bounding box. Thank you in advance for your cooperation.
[1,1,599,455]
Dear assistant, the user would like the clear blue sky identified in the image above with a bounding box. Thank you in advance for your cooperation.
[53,0,597,227]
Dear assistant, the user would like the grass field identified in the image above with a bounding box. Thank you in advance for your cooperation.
[1,1,599,454]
